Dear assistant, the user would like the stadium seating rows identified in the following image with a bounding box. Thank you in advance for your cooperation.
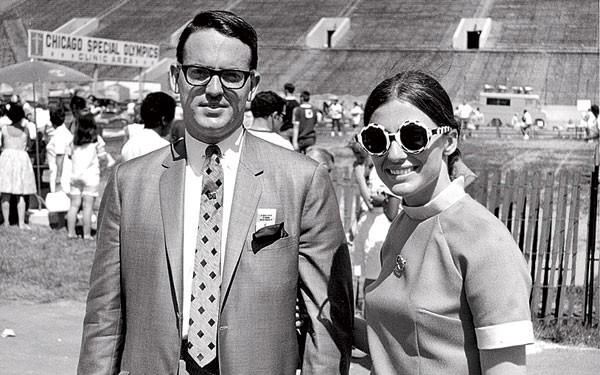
[0,0,120,32]
[0,0,597,105]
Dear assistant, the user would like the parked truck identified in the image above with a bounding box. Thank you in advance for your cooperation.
[477,90,548,127]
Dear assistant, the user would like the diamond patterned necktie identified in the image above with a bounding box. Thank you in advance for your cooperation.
[188,144,223,368]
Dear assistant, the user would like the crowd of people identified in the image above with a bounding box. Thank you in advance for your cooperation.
[7,8,591,375]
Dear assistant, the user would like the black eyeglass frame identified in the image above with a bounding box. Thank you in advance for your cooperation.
[356,120,452,156]
[177,63,254,89]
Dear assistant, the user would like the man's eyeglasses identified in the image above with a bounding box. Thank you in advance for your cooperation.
[356,120,451,156]
[178,64,253,89]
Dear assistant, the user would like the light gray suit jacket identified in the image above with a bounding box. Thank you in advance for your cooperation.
[77,133,353,375]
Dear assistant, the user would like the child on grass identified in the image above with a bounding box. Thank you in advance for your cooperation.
[64,112,114,240]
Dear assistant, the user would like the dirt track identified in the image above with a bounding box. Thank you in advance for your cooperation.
[1,300,599,375]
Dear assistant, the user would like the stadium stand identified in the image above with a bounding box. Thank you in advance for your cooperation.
[342,0,482,48]
[0,0,120,32]
[487,0,599,50]
[0,0,597,106]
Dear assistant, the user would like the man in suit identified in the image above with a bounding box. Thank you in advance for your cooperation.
[77,10,353,375]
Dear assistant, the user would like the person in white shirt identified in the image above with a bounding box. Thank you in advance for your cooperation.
[120,92,176,161]
[45,107,73,192]
[457,100,472,138]
[350,102,364,129]
[328,95,344,137]
[246,90,293,150]
[522,109,533,140]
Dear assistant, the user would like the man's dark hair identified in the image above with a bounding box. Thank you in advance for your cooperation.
[50,106,66,127]
[251,91,285,118]
[301,91,310,102]
[70,95,87,114]
[284,83,295,94]
[176,10,258,70]
[140,92,176,129]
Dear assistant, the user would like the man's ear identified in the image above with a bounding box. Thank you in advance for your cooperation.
[443,128,459,156]
[168,64,180,94]
[247,72,261,102]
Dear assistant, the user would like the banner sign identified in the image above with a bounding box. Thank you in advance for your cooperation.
[28,29,160,68]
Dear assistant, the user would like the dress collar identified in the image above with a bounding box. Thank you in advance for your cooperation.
[402,177,466,220]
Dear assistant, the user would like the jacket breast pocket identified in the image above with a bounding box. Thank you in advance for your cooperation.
[251,222,291,252]
[250,232,296,253]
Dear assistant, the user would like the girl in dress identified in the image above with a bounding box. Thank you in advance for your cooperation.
[0,104,37,229]
[353,71,533,374]
[65,112,113,240]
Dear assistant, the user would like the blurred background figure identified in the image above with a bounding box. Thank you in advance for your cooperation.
[45,106,72,193]
[278,82,299,141]
[327,95,344,137]
[305,146,335,174]
[457,100,472,138]
[350,102,364,129]
[247,90,294,150]
[522,109,533,140]
[67,95,87,131]
[0,104,37,229]
[292,90,317,153]
[120,92,175,161]
[347,135,400,302]
[65,112,114,240]
[586,104,599,142]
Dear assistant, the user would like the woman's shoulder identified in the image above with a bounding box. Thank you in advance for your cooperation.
[438,195,519,251]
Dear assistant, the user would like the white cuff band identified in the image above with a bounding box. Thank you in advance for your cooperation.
[476,320,534,349]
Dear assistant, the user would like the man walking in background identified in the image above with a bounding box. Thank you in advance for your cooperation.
[278,82,299,141]
[292,90,317,153]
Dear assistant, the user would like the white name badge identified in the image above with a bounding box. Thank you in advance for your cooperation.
[256,209,276,231]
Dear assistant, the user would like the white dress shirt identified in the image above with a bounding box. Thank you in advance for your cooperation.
[182,126,244,338]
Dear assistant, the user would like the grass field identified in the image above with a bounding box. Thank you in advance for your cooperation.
[1,125,598,346]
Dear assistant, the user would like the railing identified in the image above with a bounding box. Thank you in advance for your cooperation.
[331,165,599,323]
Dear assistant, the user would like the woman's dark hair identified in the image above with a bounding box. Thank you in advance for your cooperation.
[591,104,599,118]
[176,10,258,70]
[73,112,99,146]
[6,103,25,123]
[70,95,87,115]
[363,70,461,171]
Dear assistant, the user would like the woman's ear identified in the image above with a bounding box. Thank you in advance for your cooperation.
[443,128,459,156]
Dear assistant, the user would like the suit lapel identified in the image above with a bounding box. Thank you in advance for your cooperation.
[221,134,263,310]
[160,140,187,319]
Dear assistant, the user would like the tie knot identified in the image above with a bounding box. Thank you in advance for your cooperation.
[205,145,221,158]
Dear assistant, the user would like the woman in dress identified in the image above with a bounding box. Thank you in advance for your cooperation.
[0,104,37,229]
[353,71,533,374]
[65,112,112,240]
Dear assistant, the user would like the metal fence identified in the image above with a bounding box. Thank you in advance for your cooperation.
[331,163,599,325]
